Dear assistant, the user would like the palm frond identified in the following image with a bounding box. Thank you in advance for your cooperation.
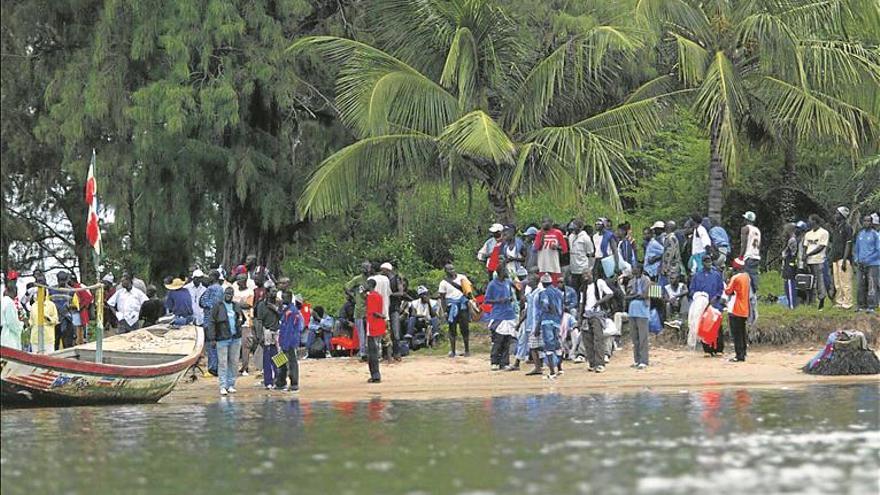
[798,39,880,91]
[289,36,459,137]
[502,25,644,134]
[670,32,709,86]
[438,110,516,164]
[693,51,746,175]
[635,0,712,41]
[737,12,800,78]
[297,134,437,219]
[776,0,850,34]
[759,76,877,150]
[440,26,479,109]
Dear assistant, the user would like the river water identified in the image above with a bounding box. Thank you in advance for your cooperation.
[2,384,878,495]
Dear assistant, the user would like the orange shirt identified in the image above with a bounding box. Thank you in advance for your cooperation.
[724,272,751,318]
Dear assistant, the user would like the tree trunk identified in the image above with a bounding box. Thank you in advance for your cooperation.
[487,187,516,225]
[220,188,289,277]
[707,119,725,223]
[779,142,798,222]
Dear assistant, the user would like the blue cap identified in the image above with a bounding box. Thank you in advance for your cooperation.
[524,226,539,236]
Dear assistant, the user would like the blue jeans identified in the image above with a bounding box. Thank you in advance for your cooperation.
[206,341,218,373]
[171,315,194,326]
[305,328,332,352]
[355,318,366,357]
[216,338,241,390]
[745,258,760,292]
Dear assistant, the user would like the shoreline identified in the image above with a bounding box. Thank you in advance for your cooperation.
[163,346,879,404]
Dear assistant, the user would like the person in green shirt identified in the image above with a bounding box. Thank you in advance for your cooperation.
[345,261,373,360]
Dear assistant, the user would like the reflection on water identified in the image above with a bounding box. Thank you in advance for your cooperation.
[2,384,878,495]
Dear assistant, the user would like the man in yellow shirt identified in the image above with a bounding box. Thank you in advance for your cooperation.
[29,290,59,354]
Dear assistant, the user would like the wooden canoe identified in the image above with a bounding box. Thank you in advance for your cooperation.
[0,325,203,407]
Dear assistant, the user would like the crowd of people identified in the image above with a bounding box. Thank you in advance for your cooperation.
[1,207,878,391]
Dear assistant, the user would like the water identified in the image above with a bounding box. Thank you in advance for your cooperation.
[2,384,878,495]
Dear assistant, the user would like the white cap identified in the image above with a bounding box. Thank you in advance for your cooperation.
[416,285,429,295]
[489,223,504,233]
[102,273,115,283]
[380,262,393,271]
[743,211,757,222]
[539,273,553,284]
[192,269,205,278]
[651,221,666,230]
[836,206,850,218]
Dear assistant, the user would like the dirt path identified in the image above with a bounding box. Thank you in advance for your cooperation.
[164,346,879,404]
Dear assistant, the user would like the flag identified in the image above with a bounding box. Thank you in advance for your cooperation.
[85,149,102,256]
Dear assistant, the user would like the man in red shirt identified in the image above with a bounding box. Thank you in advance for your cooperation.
[533,218,568,284]
[365,279,387,383]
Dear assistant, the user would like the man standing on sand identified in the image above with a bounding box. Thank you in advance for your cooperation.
[579,271,613,373]
[275,291,303,392]
[533,218,568,284]
[231,274,256,375]
[185,269,207,326]
[345,262,373,360]
[364,279,386,383]
[625,265,652,369]
[209,286,244,396]
[725,257,752,362]
[199,271,225,376]
[853,214,880,313]
[485,267,518,371]
[536,274,564,378]
[379,263,404,361]
[740,211,762,292]
[439,263,473,357]
[803,214,830,310]
[830,207,854,309]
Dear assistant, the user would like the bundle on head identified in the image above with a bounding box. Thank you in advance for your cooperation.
[803,330,880,376]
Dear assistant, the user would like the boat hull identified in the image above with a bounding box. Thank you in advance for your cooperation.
[0,326,203,407]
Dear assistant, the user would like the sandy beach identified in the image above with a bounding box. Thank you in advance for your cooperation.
[164,345,879,404]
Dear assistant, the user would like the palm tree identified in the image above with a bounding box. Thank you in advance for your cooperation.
[637,0,880,221]
[290,0,682,223]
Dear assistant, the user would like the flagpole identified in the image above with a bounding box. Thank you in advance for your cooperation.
[90,148,104,364]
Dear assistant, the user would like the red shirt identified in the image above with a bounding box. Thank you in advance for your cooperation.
[533,228,569,254]
[365,291,386,336]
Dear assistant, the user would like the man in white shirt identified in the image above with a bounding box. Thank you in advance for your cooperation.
[107,276,148,334]
[580,271,614,372]
[368,264,391,322]
[740,210,762,292]
[688,214,712,275]
[803,214,831,310]
[406,286,440,346]
[185,269,207,326]
[438,264,472,357]
[568,219,594,291]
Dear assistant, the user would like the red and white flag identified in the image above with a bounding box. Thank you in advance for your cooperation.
[85,149,102,256]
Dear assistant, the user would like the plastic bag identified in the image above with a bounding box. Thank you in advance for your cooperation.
[649,308,662,334]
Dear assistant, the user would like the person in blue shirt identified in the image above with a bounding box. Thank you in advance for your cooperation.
[163,278,194,326]
[643,227,665,281]
[485,268,518,370]
[625,265,652,369]
[689,256,725,309]
[276,291,305,391]
[536,274,564,378]
[708,218,731,268]
[617,223,638,267]
[853,214,880,312]
[305,306,334,358]
[198,271,225,376]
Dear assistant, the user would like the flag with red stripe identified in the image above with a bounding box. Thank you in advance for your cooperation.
[85,150,102,256]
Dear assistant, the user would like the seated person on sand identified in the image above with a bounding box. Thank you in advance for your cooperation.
[305,306,333,358]
[662,274,688,329]
[406,286,440,347]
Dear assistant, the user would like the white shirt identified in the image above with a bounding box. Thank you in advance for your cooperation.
[744,224,762,260]
[108,287,148,326]
[369,274,391,317]
[409,299,438,318]
[185,282,207,325]
[232,284,255,325]
[438,274,468,300]
[692,224,712,255]
[582,279,613,312]
[569,231,594,274]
